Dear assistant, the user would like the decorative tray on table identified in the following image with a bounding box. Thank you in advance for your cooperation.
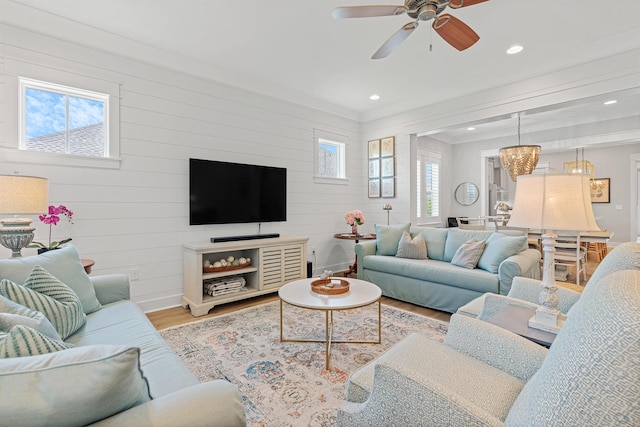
[310,278,350,295]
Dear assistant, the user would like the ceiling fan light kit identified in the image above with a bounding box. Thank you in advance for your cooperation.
[333,0,489,59]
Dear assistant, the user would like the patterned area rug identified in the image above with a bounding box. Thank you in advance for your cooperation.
[160,301,448,426]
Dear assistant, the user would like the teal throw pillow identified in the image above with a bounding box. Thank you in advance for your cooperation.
[0,345,151,426]
[451,239,486,269]
[0,294,61,340]
[0,324,74,358]
[375,223,411,256]
[396,231,428,260]
[0,266,86,339]
[478,233,527,273]
[0,245,101,314]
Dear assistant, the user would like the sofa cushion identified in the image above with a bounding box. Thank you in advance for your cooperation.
[0,345,151,427]
[0,266,86,339]
[451,239,486,269]
[411,227,448,261]
[375,223,410,256]
[506,270,640,426]
[0,324,74,358]
[362,256,499,294]
[444,229,494,262]
[0,294,61,340]
[0,245,101,314]
[478,233,527,274]
[396,231,428,260]
[67,300,199,398]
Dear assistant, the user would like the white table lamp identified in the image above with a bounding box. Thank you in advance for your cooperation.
[508,173,599,332]
[0,175,49,257]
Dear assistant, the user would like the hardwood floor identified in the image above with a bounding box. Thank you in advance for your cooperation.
[147,251,607,330]
[146,294,451,330]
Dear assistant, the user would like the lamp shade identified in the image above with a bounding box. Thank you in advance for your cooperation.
[0,175,49,215]
[508,173,599,232]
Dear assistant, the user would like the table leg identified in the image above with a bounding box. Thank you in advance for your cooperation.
[279,299,284,342]
[343,238,360,277]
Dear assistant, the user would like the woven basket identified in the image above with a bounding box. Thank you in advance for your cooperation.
[310,278,350,295]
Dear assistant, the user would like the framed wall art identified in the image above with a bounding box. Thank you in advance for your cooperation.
[381,137,394,157]
[590,178,610,203]
[368,179,380,198]
[381,157,394,177]
[381,177,395,198]
[368,139,380,159]
[368,159,380,178]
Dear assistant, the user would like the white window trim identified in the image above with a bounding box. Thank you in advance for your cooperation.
[2,58,121,169]
[417,148,442,223]
[313,129,349,185]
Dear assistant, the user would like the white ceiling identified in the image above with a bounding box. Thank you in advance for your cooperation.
[7,0,640,132]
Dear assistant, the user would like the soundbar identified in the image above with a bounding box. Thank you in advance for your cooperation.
[211,233,280,243]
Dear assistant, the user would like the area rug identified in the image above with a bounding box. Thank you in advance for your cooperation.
[160,301,448,426]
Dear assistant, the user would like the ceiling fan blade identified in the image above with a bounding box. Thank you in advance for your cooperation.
[448,0,489,9]
[332,5,408,19]
[432,13,479,51]
[372,21,418,59]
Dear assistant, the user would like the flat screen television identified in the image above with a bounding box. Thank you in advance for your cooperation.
[189,158,287,225]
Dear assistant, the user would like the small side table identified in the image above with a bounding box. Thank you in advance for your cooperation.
[485,304,557,347]
[81,259,95,275]
[333,233,376,277]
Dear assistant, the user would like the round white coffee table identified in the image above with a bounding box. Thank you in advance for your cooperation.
[278,277,382,370]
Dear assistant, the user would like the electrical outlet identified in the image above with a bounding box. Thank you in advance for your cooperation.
[130,268,140,281]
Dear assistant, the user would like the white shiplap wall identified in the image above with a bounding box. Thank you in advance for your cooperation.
[0,23,363,312]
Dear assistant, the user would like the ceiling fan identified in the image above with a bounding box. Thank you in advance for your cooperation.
[332,0,488,59]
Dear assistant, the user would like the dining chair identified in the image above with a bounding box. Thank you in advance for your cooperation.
[456,217,487,230]
[554,232,588,286]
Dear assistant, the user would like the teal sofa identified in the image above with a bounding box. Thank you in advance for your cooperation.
[356,225,540,313]
[338,243,640,425]
[0,246,245,427]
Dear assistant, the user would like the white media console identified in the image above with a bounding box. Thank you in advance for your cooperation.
[182,236,308,317]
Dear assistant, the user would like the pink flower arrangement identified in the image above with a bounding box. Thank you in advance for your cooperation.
[29,205,74,251]
[345,210,365,226]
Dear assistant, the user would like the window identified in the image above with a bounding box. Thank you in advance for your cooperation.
[416,149,441,222]
[314,130,348,183]
[317,138,346,179]
[20,78,108,157]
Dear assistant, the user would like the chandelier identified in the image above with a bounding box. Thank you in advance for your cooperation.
[563,148,595,179]
[499,113,541,182]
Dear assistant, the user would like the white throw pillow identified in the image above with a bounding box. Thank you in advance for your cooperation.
[396,231,428,260]
[451,239,486,269]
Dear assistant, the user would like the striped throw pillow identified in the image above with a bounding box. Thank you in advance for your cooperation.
[0,295,61,341]
[0,325,74,358]
[0,266,86,339]
[396,231,428,260]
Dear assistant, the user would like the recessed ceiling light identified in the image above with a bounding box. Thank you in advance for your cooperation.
[467,127,476,131]
[506,45,524,55]
[369,94,380,100]
[603,100,617,105]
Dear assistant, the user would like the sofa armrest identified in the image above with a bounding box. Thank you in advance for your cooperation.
[90,274,131,305]
[497,248,541,295]
[476,293,540,321]
[445,314,547,382]
[508,276,582,314]
[89,381,246,427]
[354,240,376,278]
[338,363,506,427]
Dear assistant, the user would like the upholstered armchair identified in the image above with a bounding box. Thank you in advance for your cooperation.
[338,267,640,426]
